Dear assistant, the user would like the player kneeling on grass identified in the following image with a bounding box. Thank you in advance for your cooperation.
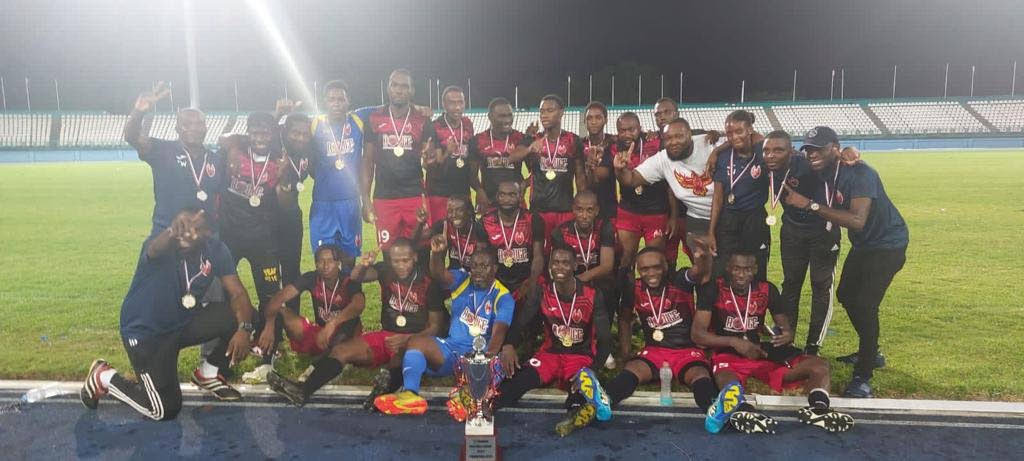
[81,209,256,420]
[692,251,854,434]
[601,247,720,426]
[254,244,365,405]
[374,233,514,415]
[481,244,613,437]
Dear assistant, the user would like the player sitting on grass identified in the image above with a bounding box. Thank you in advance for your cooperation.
[255,244,365,405]
[479,244,612,437]
[374,231,514,415]
[692,251,854,434]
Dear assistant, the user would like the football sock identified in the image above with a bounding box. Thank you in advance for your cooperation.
[736,401,757,413]
[690,377,717,412]
[495,367,541,409]
[99,369,116,388]
[199,360,219,378]
[402,350,427,394]
[564,390,587,409]
[808,388,831,409]
[605,371,639,406]
[303,357,344,397]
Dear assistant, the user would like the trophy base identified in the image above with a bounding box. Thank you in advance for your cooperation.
[461,434,501,461]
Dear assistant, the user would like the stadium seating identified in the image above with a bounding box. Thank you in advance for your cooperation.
[868,101,988,135]
[679,106,774,134]
[968,99,1024,133]
[0,113,51,147]
[60,114,128,148]
[773,104,881,136]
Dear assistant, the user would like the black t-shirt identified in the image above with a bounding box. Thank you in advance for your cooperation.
[549,219,615,275]
[831,162,909,250]
[525,130,584,213]
[713,143,768,212]
[293,272,363,326]
[425,116,475,198]
[430,218,488,270]
[145,139,225,231]
[587,134,618,219]
[621,269,699,349]
[470,129,528,202]
[480,209,545,292]
[366,106,434,199]
[774,154,828,229]
[373,263,445,333]
[611,137,669,215]
[697,278,782,354]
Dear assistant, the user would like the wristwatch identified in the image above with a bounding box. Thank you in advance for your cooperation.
[808,201,820,212]
[238,321,255,333]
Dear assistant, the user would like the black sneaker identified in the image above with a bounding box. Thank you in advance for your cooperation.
[843,376,873,398]
[730,410,778,434]
[836,351,886,369]
[554,403,597,437]
[80,359,111,410]
[267,369,307,407]
[797,406,855,432]
[191,369,242,401]
[364,368,391,411]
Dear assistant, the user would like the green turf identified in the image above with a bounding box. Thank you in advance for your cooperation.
[1,150,1022,400]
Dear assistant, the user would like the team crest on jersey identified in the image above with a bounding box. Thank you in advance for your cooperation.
[673,169,712,196]
[571,307,584,323]
[205,163,216,177]
[835,190,844,205]
[787,177,799,187]
[514,230,526,245]
[751,165,762,179]
[199,259,212,276]
[299,158,309,172]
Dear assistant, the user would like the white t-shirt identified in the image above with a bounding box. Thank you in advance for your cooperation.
[634,134,719,220]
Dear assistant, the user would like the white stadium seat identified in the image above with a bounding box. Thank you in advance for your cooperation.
[868,101,987,135]
[968,99,1024,133]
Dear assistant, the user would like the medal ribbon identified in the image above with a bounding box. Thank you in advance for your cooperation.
[729,285,754,334]
[824,162,841,208]
[249,147,272,196]
[646,285,668,329]
[572,223,595,266]
[321,276,341,315]
[453,221,475,265]
[388,106,412,151]
[182,253,206,295]
[498,210,521,255]
[394,271,419,316]
[550,282,578,331]
[443,116,465,159]
[768,168,791,211]
[727,150,755,195]
[183,148,208,192]
[489,129,511,154]
[542,130,562,176]
[470,282,497,328]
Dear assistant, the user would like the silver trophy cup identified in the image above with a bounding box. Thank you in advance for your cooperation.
[458,335,502,461]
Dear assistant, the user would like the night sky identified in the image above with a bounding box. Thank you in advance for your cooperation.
[1,0,1022,112]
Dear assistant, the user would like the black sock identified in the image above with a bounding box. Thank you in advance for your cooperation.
[386,367,403,392]
[495,367,541,409]
[808,388,830,409]
[605,371,639,407]
[736,401,756,413]
[564,391,587,410]
[302,357,344,397]
[690,377,717,412]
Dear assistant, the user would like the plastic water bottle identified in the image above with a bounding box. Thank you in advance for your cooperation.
[21,383,65,403]
[659,362,673,406]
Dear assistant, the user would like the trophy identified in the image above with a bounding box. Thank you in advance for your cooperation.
[455,335,503,461]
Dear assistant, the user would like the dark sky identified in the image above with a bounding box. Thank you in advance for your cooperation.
[2,0,1022,112]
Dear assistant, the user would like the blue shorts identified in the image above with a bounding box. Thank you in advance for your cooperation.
[309,198,362,258]
[425,337,473,377]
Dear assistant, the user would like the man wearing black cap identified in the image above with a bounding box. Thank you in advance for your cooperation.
[782,126,908,398]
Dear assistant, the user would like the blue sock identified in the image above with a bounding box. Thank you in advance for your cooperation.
[402,350,427,394]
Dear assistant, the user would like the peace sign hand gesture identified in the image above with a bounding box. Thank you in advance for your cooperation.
[134,81,171,113]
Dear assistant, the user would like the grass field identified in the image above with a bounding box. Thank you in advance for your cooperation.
[1,150,1023,400]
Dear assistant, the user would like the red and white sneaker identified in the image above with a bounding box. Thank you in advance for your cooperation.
[80,359,111,410]
[191,369,242,401]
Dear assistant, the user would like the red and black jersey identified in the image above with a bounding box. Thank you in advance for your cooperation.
[532,279,604,356]
[471,129,528,202]
[611,136,668,215]
[221,142,283,239]
[526,130,584,213]
[549,219,615,275]
[622,269,699,349]
[697,278,782,351]
[480,208,545,292]
[293,272,363,327]
[426,115,475,198]
[586,134,618,220]
[373,263,445,334]
[429,218,488,270]
[366,106,434,200]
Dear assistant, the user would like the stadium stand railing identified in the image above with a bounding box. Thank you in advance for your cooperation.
[3,96,1022,150]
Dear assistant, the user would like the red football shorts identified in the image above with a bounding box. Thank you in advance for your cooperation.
[537,211,575,241]
[426,195,448,227]
[361,330,402,368]
[528,351,593,388]
[373,196,423,250]
[635,346,710,379]
[616,207,668,243]
[711,351,810,392]
[664,217,692,265]
[289,317,363,356]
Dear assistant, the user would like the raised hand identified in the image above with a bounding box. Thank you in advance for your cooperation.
[416,197,429,224]
[612,142,634,170]
[781,183,811,210]
[133,81,171,113]
[525,121,540,138]
[840,146,862,166]
[430,221,449,253]
[275,98,302,117]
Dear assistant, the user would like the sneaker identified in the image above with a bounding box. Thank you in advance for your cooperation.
[374,389,427,415]
[604,355,617,370]
[191,369,242,401]
[843,376,874,398]
[80,359,111,410]
[705,380,745,434]
[364,368,392,411]
[797,406,855,432]
[296,365,315,383]
[730,410,778,434]
[554,403,597,437]
[242,364,273,384]
[573,367,612,422]
[267,369,306,407]
[446,386,474,422]
[836,351,886,369]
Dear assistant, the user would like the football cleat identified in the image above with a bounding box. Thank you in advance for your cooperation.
[730,410,778,434]
[554,403,597,437]
[446,386,474,422]
[705,380,745,434]
[797,406,855,433]
[364,368,392,411]
[267,369,307,407]
[573,367,612,421]
[191,369,242,401]
[80,359,111,410]
[374,390,427,415]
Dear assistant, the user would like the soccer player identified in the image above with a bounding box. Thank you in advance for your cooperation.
[708,110,769,279]
[275,112,313,316]
[470,97,532,213]
[761,130,839,356]
[416,195,487,271]
[266,240,446,408]
[603,247,718,425]
[549,191,615,285]
[782,126,909,398]
[579,101,617,220]
[612,119,720,282]
[307,80,368,259]
[490,244,613,436]
[480,180,545,299]
[81,209,255,420]
[515,95,586,237]
[361,69,435,250]
[425,86,475,225]
[373,241,514,415]
[123,82,224,236]
[692,251,854,434]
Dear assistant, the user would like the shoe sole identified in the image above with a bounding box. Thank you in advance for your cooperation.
[80,359,107,410]
[555,404,596,437]
[191,376,242,402]
[575,369,612,422]
[705,382,744,434]
[731,411,778,434]
[267,372,306,407]
[798,408,855,433]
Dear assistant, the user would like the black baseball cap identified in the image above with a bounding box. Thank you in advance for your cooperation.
[800,126,839,150]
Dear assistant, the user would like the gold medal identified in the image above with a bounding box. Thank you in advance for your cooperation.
[652,329,665,342]
[468,324,483,337]
[393,146,405,157]
[634,186,644,195]
[727,193,735,204]
[561,335,573,348]
[196,190,208,202]
[545,170,556,180]
[503,256,514,268]
[181,293,197,309]
[335,158,345,170]
[249,195,261,207]
[456,158,465,168]
[295,182,305,192]
[766,215,777,226]
[396,314,407,327]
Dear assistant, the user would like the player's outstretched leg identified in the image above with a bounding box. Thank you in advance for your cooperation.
[572,367,611,421]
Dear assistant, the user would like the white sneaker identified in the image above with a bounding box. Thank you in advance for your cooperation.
[604,355,617,370]
[296,365,316,383]
[242,364,273,384]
